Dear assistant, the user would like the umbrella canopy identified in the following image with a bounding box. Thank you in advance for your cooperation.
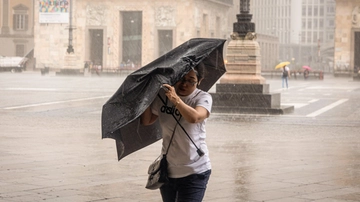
[275,61,290,69]
[302,65,311,70]
[101,38,227,160]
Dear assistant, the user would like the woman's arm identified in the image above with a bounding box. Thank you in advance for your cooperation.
[140,106,158,126]
[176,99,209,123]
[163,84,209,123]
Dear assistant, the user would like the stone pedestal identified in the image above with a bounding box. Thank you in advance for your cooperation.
[56,54,82,76]
[220,39,265,84]
[211,83,294,114]
[212,36,293,115]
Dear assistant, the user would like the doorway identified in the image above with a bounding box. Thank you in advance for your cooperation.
[89,29,103,69]
[354,32,360,72]
[121,11,142,68]
[158,30,173,56]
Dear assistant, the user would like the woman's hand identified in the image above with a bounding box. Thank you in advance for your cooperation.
[163,84,180,107]
[162,84,209,123]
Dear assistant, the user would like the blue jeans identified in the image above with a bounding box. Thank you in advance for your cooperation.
[160,170,211,202]
[282,76,288,88]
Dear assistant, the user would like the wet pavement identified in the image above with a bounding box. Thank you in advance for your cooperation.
[0,71,360,202]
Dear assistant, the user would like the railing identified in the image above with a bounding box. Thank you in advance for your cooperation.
[261,70,324,80]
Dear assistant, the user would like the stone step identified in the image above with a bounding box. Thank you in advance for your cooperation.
[211,92,280,108]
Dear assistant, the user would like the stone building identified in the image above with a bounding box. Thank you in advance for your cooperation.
[33,0,233,71]
[251,0,336,72]
[334,0,360,77]
[0,0,34,60]
[1,0,282,74]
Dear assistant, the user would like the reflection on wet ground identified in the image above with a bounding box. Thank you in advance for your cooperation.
[206,115,360,201]
[0,72,359,201]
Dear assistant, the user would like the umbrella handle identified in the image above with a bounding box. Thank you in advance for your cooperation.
[162,86,170,92]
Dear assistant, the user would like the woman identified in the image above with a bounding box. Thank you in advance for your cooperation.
[141,63,212,202]
[282,65,290,89]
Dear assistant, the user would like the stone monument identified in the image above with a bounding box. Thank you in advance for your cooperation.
[57,0,81,76]
[211,0,294,114]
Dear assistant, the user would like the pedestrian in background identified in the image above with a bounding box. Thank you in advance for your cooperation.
[304,69,309,80]
[282,66,290,89]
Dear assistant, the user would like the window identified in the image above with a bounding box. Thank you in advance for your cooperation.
[314,19,318,29]
[308,19,312,29]
[319,31,324,41]
[328,19,334,27]
[314,6,318,16]
[327,33,334,41]
[327,5,335,14]
[16,44,25,57]
[14,14,28,30]
[302,32,306,43]
[13,4,29,31]
[302,19,306,29]
[320,7,324,16]
[313,32,318,43]
[302,6,306,15]
[319,19,324,28]
[308,6,312,16]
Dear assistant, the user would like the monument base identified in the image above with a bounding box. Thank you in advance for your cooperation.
[220,39,266,85]
[211,83,294,115]
[56,54,83,76]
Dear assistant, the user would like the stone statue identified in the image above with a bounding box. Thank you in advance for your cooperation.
[240,0,250,13]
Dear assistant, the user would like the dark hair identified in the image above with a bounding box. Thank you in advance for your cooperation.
[193,62,205,81]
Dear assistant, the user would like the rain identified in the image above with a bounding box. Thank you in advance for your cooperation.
[1,0,360,201]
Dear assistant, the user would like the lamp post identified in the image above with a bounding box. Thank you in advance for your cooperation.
[66,0,74,54]
[232,0,254,38]
[298,33,302,66]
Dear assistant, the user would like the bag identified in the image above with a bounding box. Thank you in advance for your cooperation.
[145,154,169,190]
[283,69,288,77]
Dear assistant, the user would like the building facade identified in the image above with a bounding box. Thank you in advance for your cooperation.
[32,0,233,71]
[334,0,360,77]
[1,0,283,74]
[0,0,34,59]
[251,0,335,72]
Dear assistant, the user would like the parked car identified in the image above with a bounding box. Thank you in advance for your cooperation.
[0,55,28,73]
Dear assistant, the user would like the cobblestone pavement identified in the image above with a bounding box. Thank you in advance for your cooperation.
[0,72,359,202]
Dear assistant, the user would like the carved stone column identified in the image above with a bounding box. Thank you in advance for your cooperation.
[1,0,10,35]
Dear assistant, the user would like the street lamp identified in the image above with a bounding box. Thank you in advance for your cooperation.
[66,0,74,54]
[298,33,302,66]
[232,0,254,38]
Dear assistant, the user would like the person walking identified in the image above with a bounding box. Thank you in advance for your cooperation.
[304,69,309,80]
[282,65,290,89]
[141,63,212,202]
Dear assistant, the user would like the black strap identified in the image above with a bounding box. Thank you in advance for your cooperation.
[157,93,204,157]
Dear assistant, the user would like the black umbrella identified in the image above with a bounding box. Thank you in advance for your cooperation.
[101,38,227,160]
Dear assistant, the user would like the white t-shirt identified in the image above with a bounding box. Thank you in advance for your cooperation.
[283,66,290,72]
[151,88,212,178]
